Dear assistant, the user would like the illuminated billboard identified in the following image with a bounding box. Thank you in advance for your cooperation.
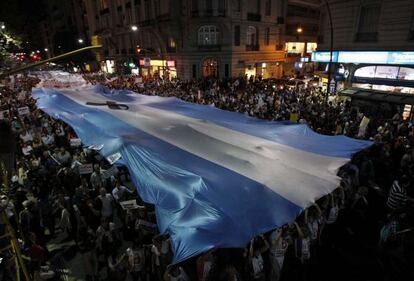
[311,51,414,65]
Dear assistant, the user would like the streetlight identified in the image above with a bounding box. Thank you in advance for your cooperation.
[1,24,5,30]
[78,38,84,44]
[296,27,303,34]
[131,25,138,32]
[44,48,48,52]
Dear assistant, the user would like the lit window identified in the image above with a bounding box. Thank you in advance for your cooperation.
[246,26,257,46]
[198,25,219,45]
[169,38,176,48]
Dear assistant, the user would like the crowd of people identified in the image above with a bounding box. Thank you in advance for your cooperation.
[0,72,412,281]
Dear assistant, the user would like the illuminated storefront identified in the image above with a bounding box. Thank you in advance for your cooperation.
[100,60,115,74]
[285,42,317,55]
[139,58,177,78]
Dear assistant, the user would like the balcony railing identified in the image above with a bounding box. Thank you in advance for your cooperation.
[247,13,261,21]
[166,46,177,53]
[246,44,260,51]
[198,45,222,51]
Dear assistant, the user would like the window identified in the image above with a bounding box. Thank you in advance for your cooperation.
[192,0,199,15]
[233,0,240,12]
[206,0,212,10]
[246,26,258,45]
[198,25,219,45]
[409,10,414,40]
[145,0,151,20]
[100,0,108,9]
[169,38,176,48]
[218,0,226,16]
[356,4,381,41]
[234,25,240,46]
[154,0,160,16]
[205,0,212,15]
[264,28,270,45]
[116,0,122,7]
[265,1,271,16]
[192,64,197,78]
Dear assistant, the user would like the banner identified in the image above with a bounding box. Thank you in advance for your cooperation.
[17,106,30,116]
[79,163,93,174]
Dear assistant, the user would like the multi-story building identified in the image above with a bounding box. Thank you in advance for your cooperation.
[283,0,320,74]
[313,0,414,97]
[84,0,299,79]
[39,0,89,58]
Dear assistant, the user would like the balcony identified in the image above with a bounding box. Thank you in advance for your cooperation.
[218,9,226,17]
[409,30,414,41]
[156,13,171,22]
[198,45,222,52]
[166,46,177,53]
[355,32,378,42]
[247,13,261,22]
[100,8,109,15]
[246,44,260,51]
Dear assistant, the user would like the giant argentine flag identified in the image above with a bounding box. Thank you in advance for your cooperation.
[33,85,372,263]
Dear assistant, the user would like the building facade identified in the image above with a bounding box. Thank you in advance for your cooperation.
[84,0,314,79]
[39,0,89,58]
[283,0,320,75]
[314,0,414,94]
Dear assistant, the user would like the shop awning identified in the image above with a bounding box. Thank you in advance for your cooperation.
[339,87,414,105]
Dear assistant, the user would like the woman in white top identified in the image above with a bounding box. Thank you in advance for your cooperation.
[269,227,289,281]
[249,235,269,281]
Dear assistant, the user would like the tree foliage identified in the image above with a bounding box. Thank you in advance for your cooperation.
[0,31,22,64]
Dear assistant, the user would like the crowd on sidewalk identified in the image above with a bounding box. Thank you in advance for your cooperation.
[0,73,413,281]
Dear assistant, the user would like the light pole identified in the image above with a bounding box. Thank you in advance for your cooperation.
[324,0,334,103]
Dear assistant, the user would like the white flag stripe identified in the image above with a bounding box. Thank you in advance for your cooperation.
[59,88,348,208]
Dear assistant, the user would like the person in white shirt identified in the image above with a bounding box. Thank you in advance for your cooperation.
[112,180,134,202]
[126,240,145,281]
[96,188,114,219]
[249,235,269,281]
[41,132,55,146]
[21,142,33,156]
[269,227,289,281]
[20,129,33,143]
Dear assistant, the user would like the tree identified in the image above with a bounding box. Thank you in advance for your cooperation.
[0,30,22,65]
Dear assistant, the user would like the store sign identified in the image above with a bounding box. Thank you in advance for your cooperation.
[167,60,175,67]
[312,51,414,65]
[311,51,338,63]
[338,51,389,64]
[387,52,414,65]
